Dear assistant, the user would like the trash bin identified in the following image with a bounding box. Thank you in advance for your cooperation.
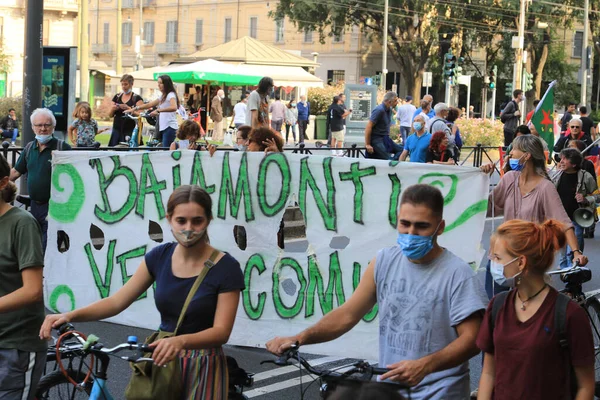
[315,115,327,140]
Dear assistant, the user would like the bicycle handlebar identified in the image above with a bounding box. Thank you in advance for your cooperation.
[54,323,153,363]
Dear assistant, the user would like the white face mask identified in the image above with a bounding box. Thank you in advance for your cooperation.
[490,257,521,288]
[172,229,205,248]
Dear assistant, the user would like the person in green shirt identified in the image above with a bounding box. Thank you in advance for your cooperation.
[9,108,71,252]
[0,154,46,400]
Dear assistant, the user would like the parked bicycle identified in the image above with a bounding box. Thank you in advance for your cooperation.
[120,112,160,148]
[262,342,411,399]
[547,263,600,394]
[36,323,254,400]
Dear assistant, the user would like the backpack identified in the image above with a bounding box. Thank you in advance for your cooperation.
[500,101,516,123]
[23,139,66,162]
[491,291,576,399]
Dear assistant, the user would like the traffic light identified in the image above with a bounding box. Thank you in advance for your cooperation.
[523,70,534,91]
[444,52,456,83]
[505,82,513,97]
[489,65,497,89]
[371,73,381,86]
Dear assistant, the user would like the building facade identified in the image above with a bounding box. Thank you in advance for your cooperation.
[0,0,78,97]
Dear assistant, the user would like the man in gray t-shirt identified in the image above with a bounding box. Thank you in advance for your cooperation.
[246,76,274,129]
[266,184,487,399]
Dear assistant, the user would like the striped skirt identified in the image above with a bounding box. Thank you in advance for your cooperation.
[178,347,228,400]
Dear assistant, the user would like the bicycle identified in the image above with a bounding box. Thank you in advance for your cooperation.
[261,343,411,399]
[547,263,600,395]
[36,323,254,400]
[121,112,161,148]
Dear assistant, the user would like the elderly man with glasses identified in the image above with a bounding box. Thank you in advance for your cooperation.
[9,108,71,252]
[553,118,593,162]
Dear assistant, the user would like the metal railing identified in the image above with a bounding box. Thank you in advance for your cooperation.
[92,44,114,55]
[156,43,180,54]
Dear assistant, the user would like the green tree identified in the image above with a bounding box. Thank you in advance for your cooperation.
[271,0,454,99]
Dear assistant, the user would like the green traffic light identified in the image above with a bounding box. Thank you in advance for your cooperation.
[490,83,495,89]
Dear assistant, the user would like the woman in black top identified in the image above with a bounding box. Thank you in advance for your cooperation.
[426,130,455,165]
[108,74,144,147]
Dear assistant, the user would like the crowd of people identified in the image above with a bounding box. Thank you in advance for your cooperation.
[3,77,600,400]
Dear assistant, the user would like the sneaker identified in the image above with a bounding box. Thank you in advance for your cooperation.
[470,389,478,399]
[10,142,16,147]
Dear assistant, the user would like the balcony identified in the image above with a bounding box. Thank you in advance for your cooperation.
[44,0,78,12]
[122,0,135,8]
[92,43,114,55]
[156,43,180,55]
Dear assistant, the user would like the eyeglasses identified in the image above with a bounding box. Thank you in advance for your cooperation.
[33,123,54,129]
[570,126,581,129]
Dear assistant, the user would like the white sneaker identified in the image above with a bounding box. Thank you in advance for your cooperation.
[10,142,16,147]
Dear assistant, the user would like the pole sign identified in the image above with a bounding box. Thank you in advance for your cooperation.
[343,84,378,145]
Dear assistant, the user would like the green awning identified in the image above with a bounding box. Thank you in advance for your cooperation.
[154,59,262,85]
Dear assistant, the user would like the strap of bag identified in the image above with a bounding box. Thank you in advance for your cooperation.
[555,292,570,349]
[173,249,220,336]
[490,290,510,332]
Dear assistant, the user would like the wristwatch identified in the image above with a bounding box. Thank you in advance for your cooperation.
[573,249,583,255]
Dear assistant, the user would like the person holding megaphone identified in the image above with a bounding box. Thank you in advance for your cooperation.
[552,147,598,269]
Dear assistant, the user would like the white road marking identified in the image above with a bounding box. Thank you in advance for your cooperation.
[252,356,342,382]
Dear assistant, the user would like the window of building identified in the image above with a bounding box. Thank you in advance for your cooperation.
[195,19,203,45]
[327,70,345,85]
[103,22,109,44]
[144,21,154,45]
[225,18,232,43]
[122,22,132,46]
[250,17,258,39]
[332,23,343,43]
[573,30,583,58]
[166,21,178,43]
[303,28,313,43]
[275,19,284,43]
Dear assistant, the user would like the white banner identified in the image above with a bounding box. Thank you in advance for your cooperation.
[44,151,489,359]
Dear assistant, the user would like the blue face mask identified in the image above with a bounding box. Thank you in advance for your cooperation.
[509,154,526,171]
[35,134,52,145]
[396,222,442,260]
[413,122,423,131]
[490,258,520,288]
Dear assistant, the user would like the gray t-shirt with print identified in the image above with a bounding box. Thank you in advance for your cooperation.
[375,246,487,399]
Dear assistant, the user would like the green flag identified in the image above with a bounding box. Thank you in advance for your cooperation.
[531,80,556,152]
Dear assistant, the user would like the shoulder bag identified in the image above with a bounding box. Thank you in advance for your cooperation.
[124,249,220,400]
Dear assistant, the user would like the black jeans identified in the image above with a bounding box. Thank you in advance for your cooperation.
[503,128,515,147]
[30,201,49,253]
[285,123,297,143]
[298,120,309,142]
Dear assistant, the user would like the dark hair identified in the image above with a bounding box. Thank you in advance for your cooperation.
[533,99,540,107]
[275,94,281,101]
[120,74,134,85]
[332,95,340,105]
[327,381,406,400]
[237,125,252,140]
[515,125,531,135]
[429,131,448,152]
[569,101,577,106]
[580,106,588,114]
[176,119,200,141]
[560,148,583,169]
[420,100,430,110]
[446,107,460,123]
[570,139,586,152]
[257,77,274,96]
[513,89,523,98]
[157,75,180,107]
[400,184,444,218]
[0,154,16,203]
[248,127,284,152]
[8,108,15,113]
[166,185,213,220]
[195,86,201,91]
[241,93,247,101]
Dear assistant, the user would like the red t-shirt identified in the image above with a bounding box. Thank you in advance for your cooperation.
[476,288,594,400]
[526,110,534,123]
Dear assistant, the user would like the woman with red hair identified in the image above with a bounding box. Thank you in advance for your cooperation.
[426,130,455,165]
[476,219,595,400]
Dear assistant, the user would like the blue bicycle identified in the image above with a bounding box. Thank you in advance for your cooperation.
[35,323,254,400]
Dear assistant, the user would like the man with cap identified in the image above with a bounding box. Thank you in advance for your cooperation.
[396,95,416,144]
[427,102,456,158]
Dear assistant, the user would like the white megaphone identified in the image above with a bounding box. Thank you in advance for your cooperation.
[573,196,597,228]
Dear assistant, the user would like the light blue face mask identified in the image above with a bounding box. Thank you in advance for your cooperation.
[396,221,442,260]
[235,143,247,152]
[490,258,520,287]
[413,122,423,131]
[509,154,526,171]
[35,134,52,145]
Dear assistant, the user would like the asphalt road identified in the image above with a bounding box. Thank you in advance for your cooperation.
[41,218,600,400]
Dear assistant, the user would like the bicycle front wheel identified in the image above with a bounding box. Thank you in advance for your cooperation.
[35,370,92,400]
[584,296,600,395]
